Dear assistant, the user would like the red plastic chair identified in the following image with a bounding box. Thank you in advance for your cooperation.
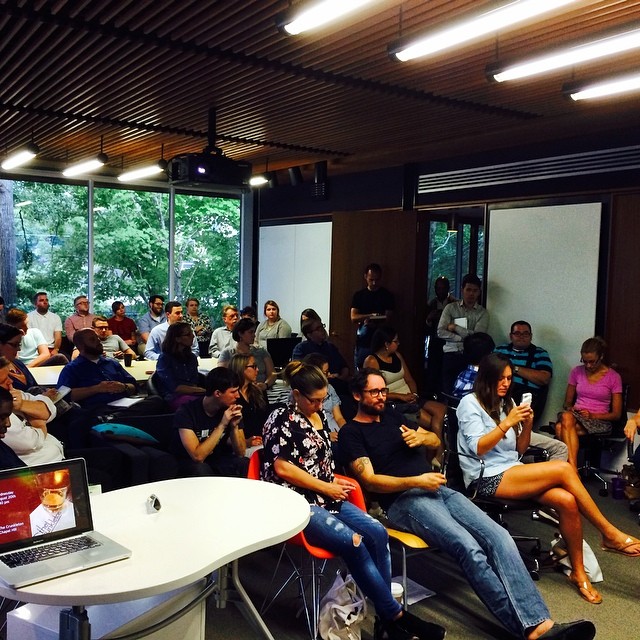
[247,448,366,639]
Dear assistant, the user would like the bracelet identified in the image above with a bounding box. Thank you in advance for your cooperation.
[498,423,508,434]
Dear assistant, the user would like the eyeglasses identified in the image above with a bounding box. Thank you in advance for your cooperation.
[581,357,601,366]
[95,326,109,331]
[245,364,258,369]
[301,392,327,405]
[511,331,531,337]
[310,324,326,331]
[5,340,21,349]
[362,388,389,397]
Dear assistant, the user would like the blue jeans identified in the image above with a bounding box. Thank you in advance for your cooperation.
[304,501,401,622]
[388,486,550,638]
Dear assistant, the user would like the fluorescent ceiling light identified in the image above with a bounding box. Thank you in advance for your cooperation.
[390,0,579,62]
[62,153,108,177]
[279,0,375,36]
[118,162,167,182]
[249,175,268,186]
[566,72,640,101]
[1,143,39,170]
[491,27,640,82]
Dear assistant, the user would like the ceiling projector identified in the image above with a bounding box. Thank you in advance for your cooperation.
[166,152,252,188]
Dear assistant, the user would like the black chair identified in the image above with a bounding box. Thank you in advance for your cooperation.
[577,383,630,496]
[442,401,543,579]
[266,337,302,369]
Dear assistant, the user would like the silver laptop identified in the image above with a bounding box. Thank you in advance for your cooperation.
[0,458,131,588]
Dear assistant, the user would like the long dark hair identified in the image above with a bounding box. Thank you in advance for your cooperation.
[299,308,321,332]
[473,353,513,424]
[229,353,267,410]
[370,325,397,354]
[161,322,193,359]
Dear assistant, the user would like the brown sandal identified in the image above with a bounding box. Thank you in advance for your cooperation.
[601,535,640,557]
[567,572,602,604]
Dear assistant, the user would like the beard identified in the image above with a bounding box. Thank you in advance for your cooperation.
[359,402,384,416]
[84,344,104,358]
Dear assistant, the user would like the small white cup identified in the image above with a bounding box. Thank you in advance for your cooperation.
[390,581,404,604]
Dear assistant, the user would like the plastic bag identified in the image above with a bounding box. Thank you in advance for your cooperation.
[318,571,367,640]
[551,534,604,583]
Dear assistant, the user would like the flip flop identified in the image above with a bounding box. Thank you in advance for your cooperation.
[601,536,640,557]
[567,572,602,604]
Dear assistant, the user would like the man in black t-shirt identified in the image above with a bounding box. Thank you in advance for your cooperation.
[171,368,248,477]
[350,263,395,369]
[338,370,594,640]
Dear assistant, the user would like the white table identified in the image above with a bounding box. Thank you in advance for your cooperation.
[2,477,310,638]
[29,357,218,387]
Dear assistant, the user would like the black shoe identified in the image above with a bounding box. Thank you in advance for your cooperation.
[397,611,446,640]
[538,620,596,640]
[374,616,418,640]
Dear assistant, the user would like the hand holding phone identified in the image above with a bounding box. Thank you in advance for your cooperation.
[520,392,532,406]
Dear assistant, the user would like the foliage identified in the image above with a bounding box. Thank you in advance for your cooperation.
[9,180,240,325]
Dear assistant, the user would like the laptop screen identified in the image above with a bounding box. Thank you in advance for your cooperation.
[0,459,93,553]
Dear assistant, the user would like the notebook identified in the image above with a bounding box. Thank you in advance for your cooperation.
[266,337,302,369]
[0,458,131,588]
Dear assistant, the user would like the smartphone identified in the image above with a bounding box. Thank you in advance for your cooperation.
[51,385,71,404]
[520,392,532,406]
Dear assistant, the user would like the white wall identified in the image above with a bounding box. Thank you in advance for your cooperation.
[486,203,602,426]
[257,222,332,332]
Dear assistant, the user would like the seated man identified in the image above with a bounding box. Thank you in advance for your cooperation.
[292,319,350,395]
[452,333,567,461]
[339,369,594,640]
[208,305,239,358]
[6,308,68,367]
[145,301,198,361]
[91,316,138,360]
[170,368,248,478]
[27,291,64,356]
[137,294,166,354]
[64,294,95,341]
[494,321,553,418]
[107,301,138,349]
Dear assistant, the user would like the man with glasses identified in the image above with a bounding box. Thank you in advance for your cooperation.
[64,295,95,341]
[339,369,595,640]
[494,321,553,418]
[208,305,239,358]
[292,319,350,394]
[92,316,137,361]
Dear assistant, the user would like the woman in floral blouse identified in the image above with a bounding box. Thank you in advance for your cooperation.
[261,361,442,640]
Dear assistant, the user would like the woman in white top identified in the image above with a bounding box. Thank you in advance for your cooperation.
[457,353,640,605]
[254,300,292,349]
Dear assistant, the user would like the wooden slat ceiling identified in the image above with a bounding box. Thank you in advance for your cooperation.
[1,0,639,180]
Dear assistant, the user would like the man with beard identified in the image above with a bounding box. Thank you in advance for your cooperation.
[338,369,595,640]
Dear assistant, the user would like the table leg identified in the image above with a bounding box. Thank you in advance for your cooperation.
[59,605,91,640]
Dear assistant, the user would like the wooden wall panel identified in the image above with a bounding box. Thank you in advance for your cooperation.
[329,210,427,380]
[606,193,640,411]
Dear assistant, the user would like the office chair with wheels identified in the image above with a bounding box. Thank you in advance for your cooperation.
[576,383,630,496]
[246,449,366,640]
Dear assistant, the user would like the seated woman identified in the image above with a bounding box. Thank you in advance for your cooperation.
[0,324,38,391]
[299,308,321,336]
[107,301,138,349]
[255,300,292,348]
[218,318,277,391]
[556,337,622,469]
[184,297,213,358]
[156,322,206,411]
[457,353,640,605]
[364,326,446,465]
[228,353,270,447]
[262,361,443,640]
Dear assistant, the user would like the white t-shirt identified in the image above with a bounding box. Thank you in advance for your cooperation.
[27,310,63,349]
[17,327,48,365]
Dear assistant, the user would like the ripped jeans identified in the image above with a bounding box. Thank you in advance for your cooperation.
[304,501,401,622]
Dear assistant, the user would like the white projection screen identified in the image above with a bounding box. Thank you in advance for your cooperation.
[486,203,602,426]
[258,221,332,332]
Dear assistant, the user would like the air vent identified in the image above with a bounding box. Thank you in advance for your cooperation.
[418,145,640,194]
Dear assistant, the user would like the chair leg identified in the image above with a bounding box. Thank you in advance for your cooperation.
[401,546,408,611]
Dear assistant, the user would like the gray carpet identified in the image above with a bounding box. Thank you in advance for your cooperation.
[209,481,639,640]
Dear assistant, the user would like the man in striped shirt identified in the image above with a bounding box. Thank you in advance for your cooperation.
[494,320,552,418]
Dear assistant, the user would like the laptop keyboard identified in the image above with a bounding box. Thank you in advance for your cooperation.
[1,536,101,568]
